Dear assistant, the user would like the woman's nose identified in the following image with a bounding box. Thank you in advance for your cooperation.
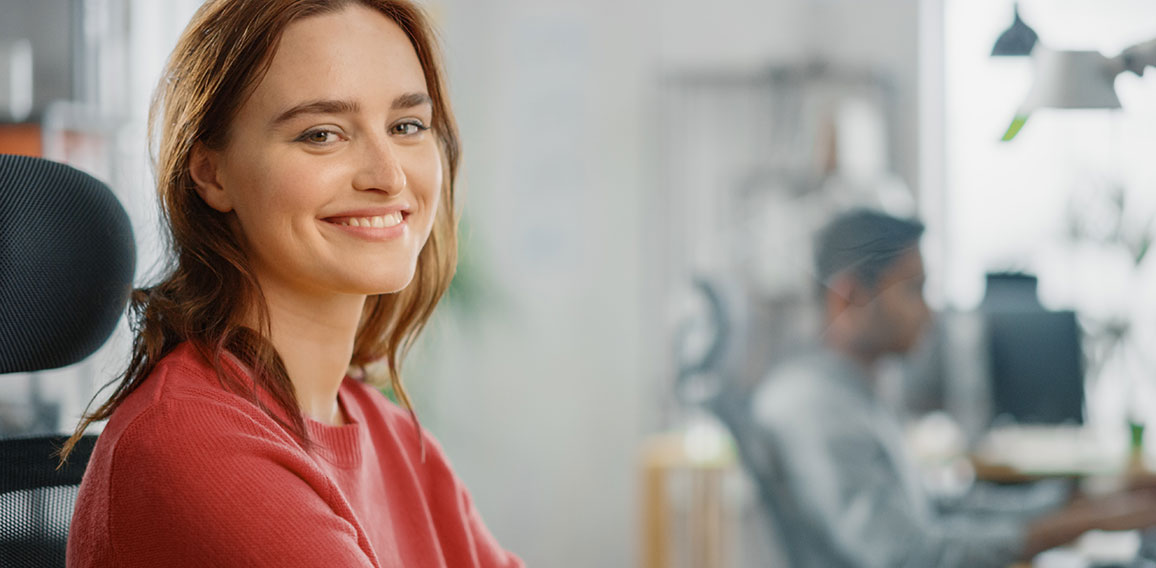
[352,137,406,195]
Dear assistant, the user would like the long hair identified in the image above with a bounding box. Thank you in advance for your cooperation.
[61,0,460,461]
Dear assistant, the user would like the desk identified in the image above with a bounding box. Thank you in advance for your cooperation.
[971,426,1156,567]
[971,425,1152,483]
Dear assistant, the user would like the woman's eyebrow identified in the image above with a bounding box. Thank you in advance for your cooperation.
[270,99,360,127]
[392,92,431,110]
[270,93,431,128]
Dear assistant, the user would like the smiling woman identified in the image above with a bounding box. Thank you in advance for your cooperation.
[58,1,521,567]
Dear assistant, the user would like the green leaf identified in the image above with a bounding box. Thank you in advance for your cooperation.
[1001,114,1029,142]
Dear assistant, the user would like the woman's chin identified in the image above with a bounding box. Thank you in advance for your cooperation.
[353,272,417,296]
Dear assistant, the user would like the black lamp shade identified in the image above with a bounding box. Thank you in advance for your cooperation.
[992,4,1039,57]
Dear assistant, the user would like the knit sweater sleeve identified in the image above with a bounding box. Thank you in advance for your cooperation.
[413,427,524,568]
[103,393,379,568]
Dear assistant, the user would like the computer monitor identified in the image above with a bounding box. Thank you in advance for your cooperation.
[986,309,1084,425]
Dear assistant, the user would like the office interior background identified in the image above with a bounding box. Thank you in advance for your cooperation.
[4,0,1156,566]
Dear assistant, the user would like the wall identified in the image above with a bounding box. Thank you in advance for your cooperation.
[418,0,923,566]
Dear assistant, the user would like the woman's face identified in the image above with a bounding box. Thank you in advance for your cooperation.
[192,4,441,299]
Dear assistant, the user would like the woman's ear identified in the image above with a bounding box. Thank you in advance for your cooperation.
[189,143,233,213]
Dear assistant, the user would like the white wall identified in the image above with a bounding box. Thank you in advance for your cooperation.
[418,1,922,566]
[413,1,654,562]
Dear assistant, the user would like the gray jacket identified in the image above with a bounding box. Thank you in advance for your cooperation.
[730,348,1025,568]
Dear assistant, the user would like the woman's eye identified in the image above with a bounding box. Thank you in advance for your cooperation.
[298,129,340,144]
[391,120,430,136]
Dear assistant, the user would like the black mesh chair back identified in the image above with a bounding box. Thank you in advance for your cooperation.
[711,389,810,568]
[0,436,97,567]
[1,154,136,373]
[0,154,135,567]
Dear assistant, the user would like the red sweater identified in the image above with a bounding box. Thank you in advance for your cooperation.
[67,342,523,568]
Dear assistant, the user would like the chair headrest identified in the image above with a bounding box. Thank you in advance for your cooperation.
[0,154,136,374]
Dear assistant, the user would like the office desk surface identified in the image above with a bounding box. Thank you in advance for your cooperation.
[971,425,1150,483]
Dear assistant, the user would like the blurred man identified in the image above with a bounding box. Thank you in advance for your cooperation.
[735,208,1156,567]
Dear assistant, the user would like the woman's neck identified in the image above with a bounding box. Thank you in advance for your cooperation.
[253,280,366,427]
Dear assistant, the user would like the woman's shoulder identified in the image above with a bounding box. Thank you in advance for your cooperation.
[75,349,366,567]
[87,356,321,516]
[124,341,241,403]
[100,342,301,462]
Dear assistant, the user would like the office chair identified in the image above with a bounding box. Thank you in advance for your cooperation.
[0,154,135,568]
[671,278,809,565]
[710,390,809,568]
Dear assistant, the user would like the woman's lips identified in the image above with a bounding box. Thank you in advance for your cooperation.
[321,211,408,240]
[325,211,404,228]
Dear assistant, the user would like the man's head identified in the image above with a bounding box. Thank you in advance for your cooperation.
[814,209,930,360]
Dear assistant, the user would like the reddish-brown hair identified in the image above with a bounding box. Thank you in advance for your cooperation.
[61,0,459,460]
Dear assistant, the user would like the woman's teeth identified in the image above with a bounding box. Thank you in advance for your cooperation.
[336,212,404,228]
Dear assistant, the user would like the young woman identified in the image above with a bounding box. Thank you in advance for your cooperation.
[63,1,522,566]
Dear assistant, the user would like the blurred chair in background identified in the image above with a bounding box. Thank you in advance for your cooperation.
[640,278,738,568]
[0,154,135,568]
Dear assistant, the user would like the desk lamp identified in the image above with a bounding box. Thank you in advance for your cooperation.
[1002,39,1156,141]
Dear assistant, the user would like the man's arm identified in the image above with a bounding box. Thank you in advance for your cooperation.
[1021,490,1156,558]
